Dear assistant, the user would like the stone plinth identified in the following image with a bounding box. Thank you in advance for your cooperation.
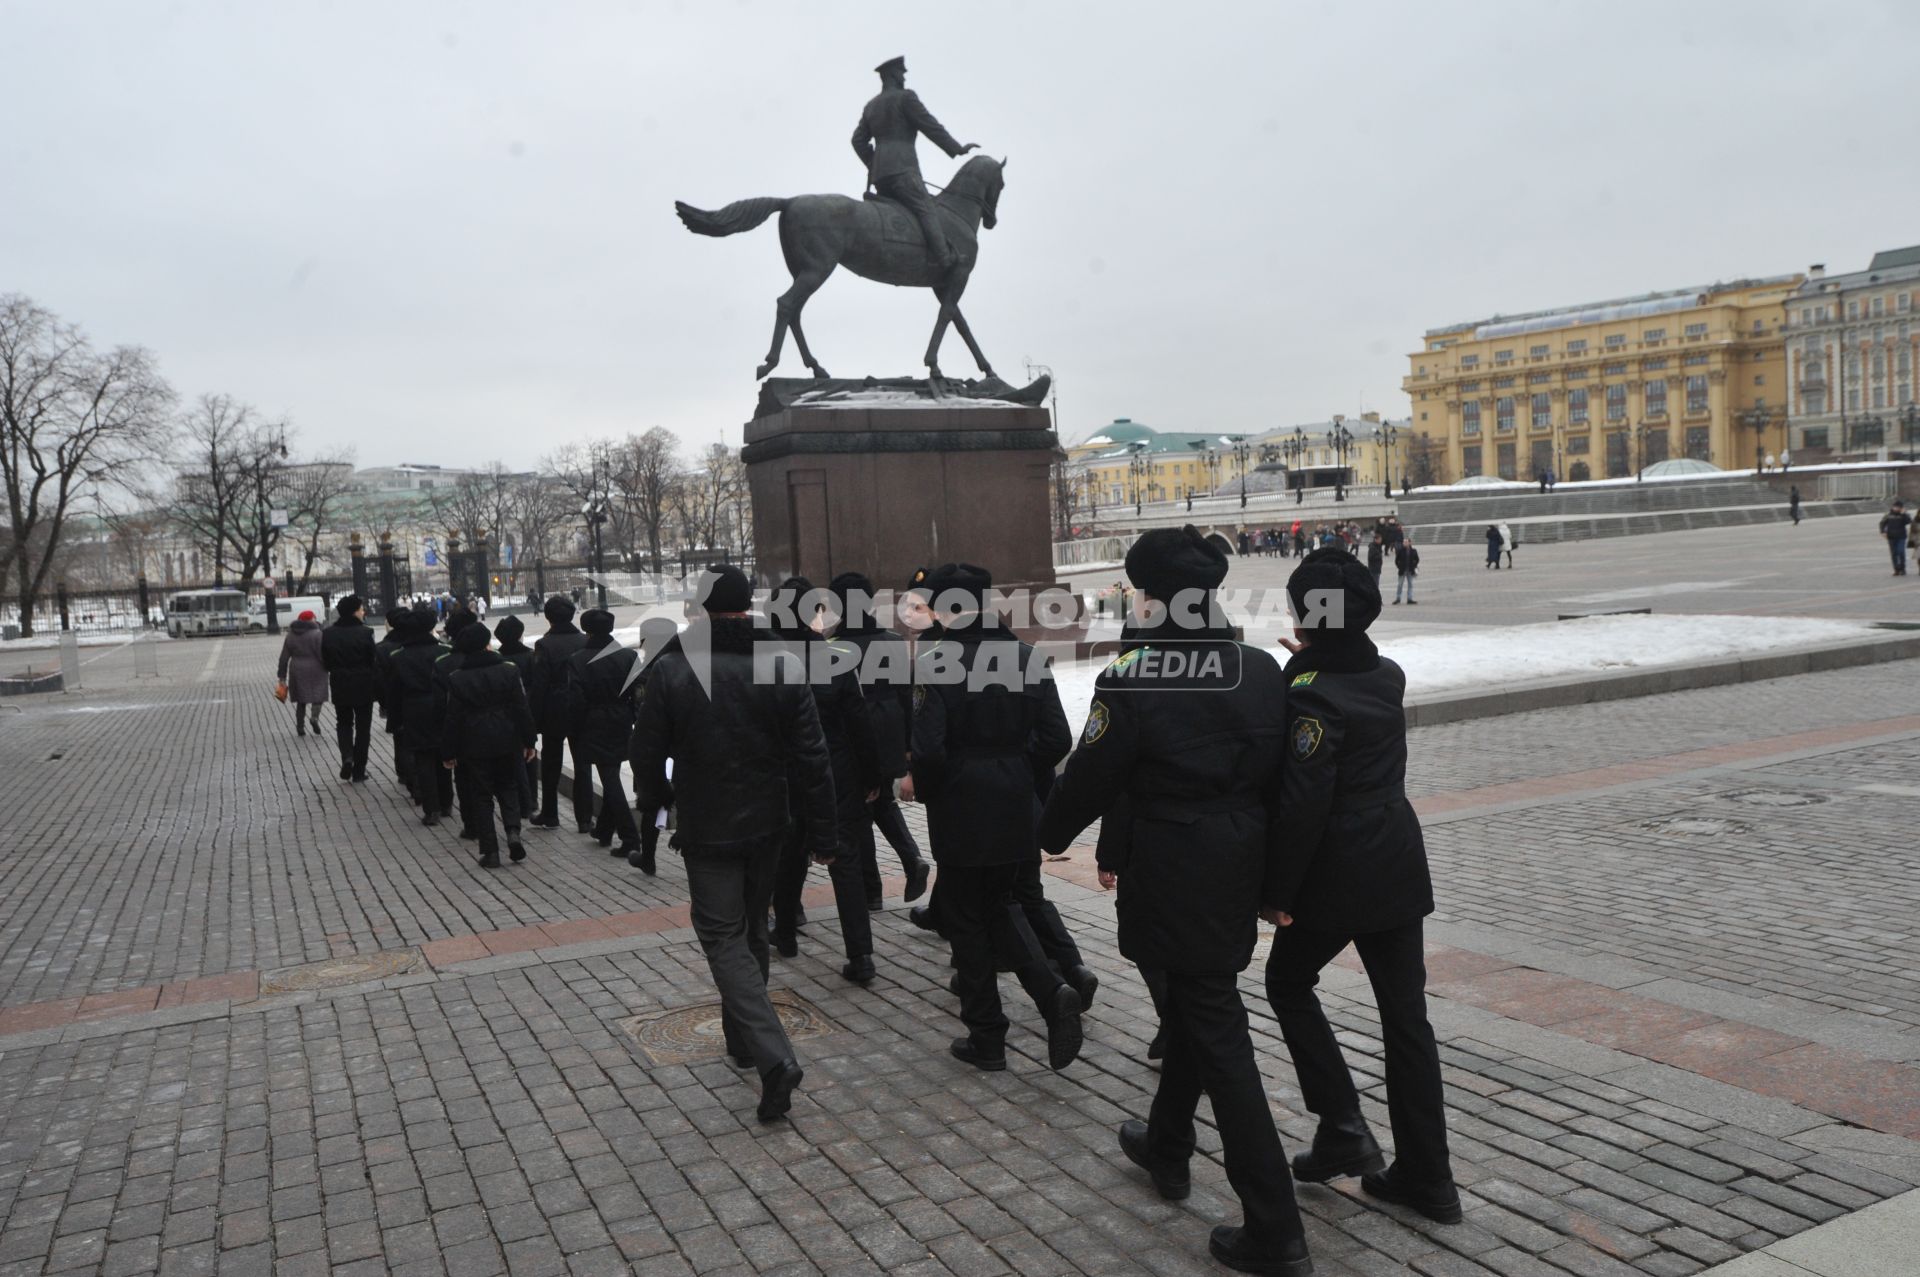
[743,399,1059,592]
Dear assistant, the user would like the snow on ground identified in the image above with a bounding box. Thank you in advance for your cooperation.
[0,630,169,651]
[1046,613,1879,734]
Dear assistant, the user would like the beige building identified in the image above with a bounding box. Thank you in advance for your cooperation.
[1406,275,1801,482]
[1784,247,1920,457]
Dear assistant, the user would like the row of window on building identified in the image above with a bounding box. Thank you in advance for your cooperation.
[1461,427,1715,482]
[1458,379,1722,435]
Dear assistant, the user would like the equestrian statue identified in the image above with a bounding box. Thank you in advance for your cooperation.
[675,56,1008,383]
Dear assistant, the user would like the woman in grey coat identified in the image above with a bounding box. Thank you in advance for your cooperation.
[277,610,329,736]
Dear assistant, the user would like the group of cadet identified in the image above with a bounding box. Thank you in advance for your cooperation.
[302,529,1453,1277]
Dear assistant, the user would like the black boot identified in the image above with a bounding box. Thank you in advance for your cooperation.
[628,846,656,875]
[1291,1112,1385,1183]
[1119,1120,1190,1200]
[477,850,501,869]
[1064,964,1100,1012]
[611,841,632,858]
[1207,1226,1313,1276]
[773,930,798,959]
[1044,984,1084,1072]
[297,718,305,737]
[909,905,939,933]
[1147,1024,1168,1062]
[903,856,930,902]
[842,955,875,985]
[949,1037,1006,1072]
[1361,1167,1463,1224]
[757,1059,803,1122]
[507,832,526,862]
[339,761,354,780]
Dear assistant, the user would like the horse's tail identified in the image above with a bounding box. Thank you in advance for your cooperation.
[674,197,787,238]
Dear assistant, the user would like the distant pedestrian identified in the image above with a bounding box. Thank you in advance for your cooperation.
[1881,502,1912,576]
[1393,533,1419,605]
[441,622,537,869]
[320,595,379,781]
[1499,522,1515,569]
[1365,533,1384,587]
[1537,470,1549,495]
[276,610,327,737]
[529,597,591,831]
[493,614,538,818]
[1789,485,1801,526]
[1484,525,1502,570]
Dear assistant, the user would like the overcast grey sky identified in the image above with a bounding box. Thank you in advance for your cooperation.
[6,0,1918,468]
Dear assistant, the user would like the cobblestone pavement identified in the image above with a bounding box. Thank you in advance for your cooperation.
[3,636,1920,1276]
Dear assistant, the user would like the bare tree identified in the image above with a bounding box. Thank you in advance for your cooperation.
[168,394,301,586]
[611,427,681,573]
[0,296,175,634]
[508,471,569,593]
[672,442,750,558]
[280,455,358,592]
[544,439,624,566]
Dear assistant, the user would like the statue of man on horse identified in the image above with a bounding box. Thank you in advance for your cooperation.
[674,57,1010,383]
[851,55,978,272]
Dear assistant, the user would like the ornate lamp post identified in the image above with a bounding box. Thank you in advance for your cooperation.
[1373,423,1399,499]
[1902,402,1920,463]
[1739,405,1779,476]
[1230,436,1251,508]
[1327,415,1354,502]
[1128,443,1150,516]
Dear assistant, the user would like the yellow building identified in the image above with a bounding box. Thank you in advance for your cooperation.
[1405,275,1801,483]
[1066,419,1250,509]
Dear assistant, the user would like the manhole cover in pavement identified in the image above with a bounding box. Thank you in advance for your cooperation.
[619,990,836,1066]
[261,948,422,994]
[1718,789,1828,808]
[1642,815,1747,837]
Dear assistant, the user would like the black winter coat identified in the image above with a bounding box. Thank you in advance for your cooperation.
[631,617,835,852]
[1039,627,1289,973]
[1394,543,1420,575]
[773,629,881,829]
[911,622,1071,869]
[373,632,405,716]
[835,623,913,779]
[498,641,534,693]
[443,651,536,761]
[320,616,380,707]
[529,624,586,729]
[567,636,640,765]
[388,633,452,752]
[1366,542,1384,573]
[1264,637,1434,934]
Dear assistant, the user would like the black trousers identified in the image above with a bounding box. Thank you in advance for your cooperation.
[774,815,871,959]
[1013,858,1083,972]
[1265,918,1452,1184]
[1149,970,1304,1245]
[537,730,591,827]
[588,759,638,847]
[860,794,922,900]
[409,748,453,818]
[459,754,526,856]
[334,701,373,775]
[939,862,1061,1050]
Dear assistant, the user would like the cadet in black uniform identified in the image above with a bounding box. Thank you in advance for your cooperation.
[911,563,1083,1072]
[1264,547,1459,1224]
[388,610,453,824]
[493,614,537,817]
[441,622,537,868]
[1039,527,1311,1276]
[529,598,591,831]
[567,609,641,858]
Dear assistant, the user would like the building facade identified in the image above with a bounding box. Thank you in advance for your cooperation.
[1406,275,1801,483]
[1784,247,1920,458]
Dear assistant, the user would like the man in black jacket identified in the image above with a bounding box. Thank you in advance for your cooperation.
[769,578,884,982]
[320,595,379,782]
[632,566,835,1122]
[911,562,1082,1073]
[1039,527,1310,1276]
[828,571,930,905]
[1391,533,1420,606]
[388,610,454,824]
[374,606,410,786]
[529,597,591,831]
[1264,547,1458,1225]
[568,609,640,859]
[442,623,538,868]
[494,614,537,815]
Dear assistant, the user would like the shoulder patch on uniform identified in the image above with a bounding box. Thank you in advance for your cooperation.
[1081,699,1110,746]
[1106,647,1145,676]
[1290,670,1317,688]
[1291,716,1324,760]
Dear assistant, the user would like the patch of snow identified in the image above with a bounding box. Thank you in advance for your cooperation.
[1,631,170,651]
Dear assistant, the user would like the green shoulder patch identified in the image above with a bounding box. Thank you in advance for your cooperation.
[912,684,927,712]
[1081,700,1110,746]
[1291,716,1324,760]
[1105,647,1146,676]
[1290,670,1317,688]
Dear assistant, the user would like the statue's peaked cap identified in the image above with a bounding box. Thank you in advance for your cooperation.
[875,55,906,76]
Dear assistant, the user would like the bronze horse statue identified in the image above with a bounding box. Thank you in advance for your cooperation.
[675,155,1007,381]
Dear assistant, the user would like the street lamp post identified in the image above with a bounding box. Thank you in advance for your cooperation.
[1902,402,1920,463]
[1634,421,1648,482]
[1740,406,1776,476]
[1374,423,1399,499]
[1128,443,1149,517]
[1231,437,1251,508]
[1327,416,1354,502]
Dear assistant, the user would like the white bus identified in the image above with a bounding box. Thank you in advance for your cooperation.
[247,595,328,632]
[165,588,249,638]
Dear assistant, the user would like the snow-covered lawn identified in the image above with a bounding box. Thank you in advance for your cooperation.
[1046,613,1880,734]
[0,630,169,651]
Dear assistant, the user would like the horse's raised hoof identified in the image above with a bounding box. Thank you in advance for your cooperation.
[808,366,831,380]
[756,360,776,380]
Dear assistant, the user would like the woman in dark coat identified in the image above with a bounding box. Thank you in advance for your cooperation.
[276,610,328,736]
[1484,524,1503,569]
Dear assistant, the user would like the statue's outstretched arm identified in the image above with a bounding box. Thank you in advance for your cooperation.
[904,90,967,159]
